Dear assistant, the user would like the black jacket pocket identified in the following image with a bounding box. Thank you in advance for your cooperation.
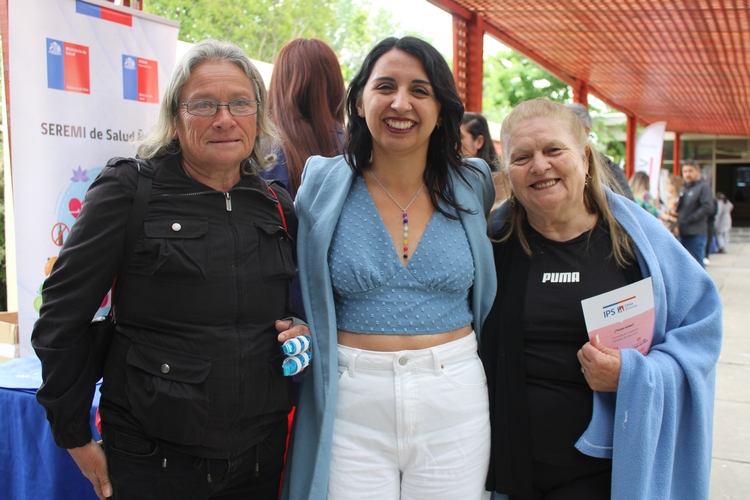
[143,217,210,284]
[125,342,211,445]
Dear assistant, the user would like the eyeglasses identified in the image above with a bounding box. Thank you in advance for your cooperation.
[181,99,260,117]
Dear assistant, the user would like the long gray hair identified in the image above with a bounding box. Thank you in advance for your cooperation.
[137,40,279,173]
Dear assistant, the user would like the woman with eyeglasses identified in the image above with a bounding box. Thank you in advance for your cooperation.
[32,40,307,500]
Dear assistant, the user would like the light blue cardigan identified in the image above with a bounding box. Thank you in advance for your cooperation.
[282,156,497,499]
[490,188,722,500]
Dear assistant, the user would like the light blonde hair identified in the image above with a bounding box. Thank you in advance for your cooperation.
[629,171,651,200]
[496,98,634,267]
[137,40,279,174]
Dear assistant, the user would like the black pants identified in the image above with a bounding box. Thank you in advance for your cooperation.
[511,459,612,500]
[103,418,287,500]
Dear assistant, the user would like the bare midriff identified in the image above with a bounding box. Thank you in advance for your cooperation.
[337,324,473,352]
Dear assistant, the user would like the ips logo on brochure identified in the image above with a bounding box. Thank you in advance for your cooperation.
[46,38,90,94]
[602,295,637,318]
[123,56,159,103]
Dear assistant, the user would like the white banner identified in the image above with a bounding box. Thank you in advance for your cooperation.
[635,121,667,201]
[7,0,178,356]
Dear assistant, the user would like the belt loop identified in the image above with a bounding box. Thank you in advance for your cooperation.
[347,349,359,377]
[430,346,442,375]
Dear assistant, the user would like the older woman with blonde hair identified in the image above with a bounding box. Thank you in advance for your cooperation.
[483,98,721,499]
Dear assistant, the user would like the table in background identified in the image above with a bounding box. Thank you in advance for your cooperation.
[0,357,100,500]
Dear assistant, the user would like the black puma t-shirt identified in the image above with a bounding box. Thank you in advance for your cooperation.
[523,220,641,465]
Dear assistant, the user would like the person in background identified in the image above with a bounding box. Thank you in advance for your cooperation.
[565,103,633,200]
[461,111,508,206]
[676,160,715,268]
[628,171,659,216]
[32,40,307,500]
[704,194,719,265]
[261,38,346,198]
[659,173,683,234]
[484,98,721,499]
[261,38,346,322]
[461,111,501,169]
[283,36,496,500]
[715,191,734,253]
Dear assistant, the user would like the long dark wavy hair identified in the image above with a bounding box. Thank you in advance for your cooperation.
[269,38,346,196]
[344,36,481,218]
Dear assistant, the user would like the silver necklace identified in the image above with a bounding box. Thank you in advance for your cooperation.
[370,170,425,260]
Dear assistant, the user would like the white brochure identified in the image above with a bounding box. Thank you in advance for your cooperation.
[581,277,655,355]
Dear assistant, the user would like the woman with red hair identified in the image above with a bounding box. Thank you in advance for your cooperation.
[261,38,346,197]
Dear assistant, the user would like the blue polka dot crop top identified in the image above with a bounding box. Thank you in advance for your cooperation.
[328,176,474,334]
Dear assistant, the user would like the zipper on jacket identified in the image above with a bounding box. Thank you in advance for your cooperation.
[225,192,232,211]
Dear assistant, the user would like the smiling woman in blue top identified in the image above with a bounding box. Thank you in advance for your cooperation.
[282,36,497,499]
[483,98,722,499]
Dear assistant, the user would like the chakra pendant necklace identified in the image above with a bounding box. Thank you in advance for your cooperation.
[370,170,425,260]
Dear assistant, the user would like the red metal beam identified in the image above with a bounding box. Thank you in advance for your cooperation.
[673,133,681,176]
[465,13,484,112]
[427,0,472,20]
[481,22,576,88]
[573,81,588,107]
[452,14,469,105]
[625,114,637,179]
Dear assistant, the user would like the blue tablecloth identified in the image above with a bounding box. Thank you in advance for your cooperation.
[0,357,100,500]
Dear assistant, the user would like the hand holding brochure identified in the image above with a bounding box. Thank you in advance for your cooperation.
[581,277,655,355]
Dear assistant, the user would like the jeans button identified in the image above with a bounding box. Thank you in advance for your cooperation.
[398,356,408,366]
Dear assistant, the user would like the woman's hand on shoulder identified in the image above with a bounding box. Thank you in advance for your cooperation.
[577,335,621,392]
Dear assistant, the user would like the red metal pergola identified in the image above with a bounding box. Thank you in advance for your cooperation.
[17,0,748,178]
[430,0,750,177]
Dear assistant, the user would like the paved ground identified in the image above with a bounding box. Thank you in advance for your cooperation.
[707,228,750,499]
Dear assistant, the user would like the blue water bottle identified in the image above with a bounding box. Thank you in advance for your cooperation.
[282,351,312,377]
[281,334,312,356]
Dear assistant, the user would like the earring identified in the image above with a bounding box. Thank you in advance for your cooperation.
[585,173,591,187]
[509,193,516,207]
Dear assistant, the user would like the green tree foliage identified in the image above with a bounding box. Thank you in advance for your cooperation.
[144,0,415,80]
[329,0,430,82]
[482,50,571,124]
[145,0,337,64]
[482,49,625,163]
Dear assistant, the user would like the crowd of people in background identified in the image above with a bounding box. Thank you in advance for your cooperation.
[31,34,723,500]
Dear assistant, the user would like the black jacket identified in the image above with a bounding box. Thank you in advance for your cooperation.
[600,153,634,201]
[33,155,297,458]
[677,178,714,236]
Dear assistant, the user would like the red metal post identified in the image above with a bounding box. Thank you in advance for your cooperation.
[465,14,484,112]
[625,114,636,179]
[573,81,589,107]
[452,14,468,106]
[673,133,681,175]
[452,12,484,112]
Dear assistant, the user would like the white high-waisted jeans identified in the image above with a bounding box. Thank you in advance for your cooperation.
[327,333,491,500]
